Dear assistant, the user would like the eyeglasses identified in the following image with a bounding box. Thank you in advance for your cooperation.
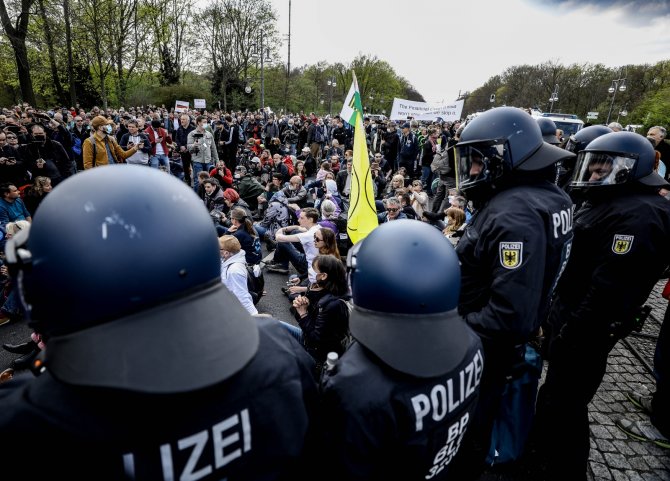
[386,208,400,213]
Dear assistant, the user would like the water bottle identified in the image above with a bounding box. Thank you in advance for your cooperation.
[325,352,339,372]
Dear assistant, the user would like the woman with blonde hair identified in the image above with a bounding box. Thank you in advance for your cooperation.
[443,207,466,246]
[23,176,52,216]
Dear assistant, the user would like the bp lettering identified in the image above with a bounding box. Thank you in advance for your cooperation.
[424,412,470,479]
[411,349,483,432]
[552,206,573,239]
[123,408,252,481]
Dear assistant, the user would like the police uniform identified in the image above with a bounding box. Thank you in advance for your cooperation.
[321,336,483,481]
[0,318,318,481]
[536,191,670,480]
[323,220,484,481]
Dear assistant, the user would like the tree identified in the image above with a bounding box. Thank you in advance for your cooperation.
[0,0,36,105]
[146,0,194,86]
[36,0,65,104]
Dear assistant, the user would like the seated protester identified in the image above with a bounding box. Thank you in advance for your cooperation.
[385,173,406,199]
[271,153,291,184]
[420,210,447,231]
[327,154,341,175]
[442,206,466,246]
[377,197,407,224]
[22,176,52,217]
[281,254,350,366]
[450,194,473,223]
[409,179,429,218]
[0,220,31,326]
[324,139,344,162]
[254,190,293,249]
[0,182,31,231]
[195,171,209,201]
[266,207,321,282]
[219,235,258,315]
[209,159,233,189]
[235,165,264,212]
[222,187,253,219]
[228,207,262,266]
[119,120,151,165]
[314,179,342,217]
[297,146,316,177]
[203,178,225,213]
[318,199,339,235]
[18,124,72,187]
[282,175,308,208]
[315,161,332,183]
[398,193,418,220]
[285,228,341,298]
[257,172,284,215]
[294,160,307,184]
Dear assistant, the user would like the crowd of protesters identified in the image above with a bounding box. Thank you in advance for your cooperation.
[0,100,669,480]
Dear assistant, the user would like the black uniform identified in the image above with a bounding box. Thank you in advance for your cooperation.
[536,189,670,481]
[320,336,483,481]
[450,180,573,478]
[0,318,318,481]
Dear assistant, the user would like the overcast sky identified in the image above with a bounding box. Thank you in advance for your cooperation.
[268,0,670,104]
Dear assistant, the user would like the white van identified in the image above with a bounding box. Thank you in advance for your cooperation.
[538,113,584,138]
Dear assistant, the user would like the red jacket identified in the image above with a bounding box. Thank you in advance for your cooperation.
[144,126,171,156]
[209,167,233,189]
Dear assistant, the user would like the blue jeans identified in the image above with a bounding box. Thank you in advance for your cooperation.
[421,166,434,195]
[254,224,267,241]
[272,241,307,273]
[280,321,304,344]
[192,162,212,191]
[150,154,171,173]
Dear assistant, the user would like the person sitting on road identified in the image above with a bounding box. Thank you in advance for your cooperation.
[219,235,257,315]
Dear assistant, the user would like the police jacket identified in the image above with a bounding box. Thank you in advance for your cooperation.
[456,180,574,345]
[320,336,483,481]
[0,317,318,481]
[552,188,670,329]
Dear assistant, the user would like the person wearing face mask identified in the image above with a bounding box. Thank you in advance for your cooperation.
[82,116,140,169]
[145,118,171,173]
[17,124,71,186]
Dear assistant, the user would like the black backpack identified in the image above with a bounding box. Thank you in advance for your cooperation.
[246,264,265,305]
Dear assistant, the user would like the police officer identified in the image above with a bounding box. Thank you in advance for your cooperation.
[320,220,483,481]
[447,107,576,479]
[536,117,560,146]
[0,167,318,480]
[535,132,670,481]
[557,124,612,190]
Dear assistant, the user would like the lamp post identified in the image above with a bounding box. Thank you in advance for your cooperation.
[327,76,337,116]
[616,104,628,123]
[606,74,627,125]
[548,84,559,113]
[252,35,272,110]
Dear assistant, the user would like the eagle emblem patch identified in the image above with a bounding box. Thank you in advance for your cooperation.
[499,242,523,269]
[612,234,634,255]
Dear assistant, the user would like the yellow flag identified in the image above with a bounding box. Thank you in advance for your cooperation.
[347,110,378,244]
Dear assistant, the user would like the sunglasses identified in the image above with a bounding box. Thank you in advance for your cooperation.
[386,208,400,213]
[314,235,323,241]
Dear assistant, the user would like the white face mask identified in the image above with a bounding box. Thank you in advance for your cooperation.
[201,122,208,128]
[104,125,113,135]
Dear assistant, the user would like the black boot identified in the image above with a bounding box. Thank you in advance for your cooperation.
[12,349,39,371]
[3,340,38,355]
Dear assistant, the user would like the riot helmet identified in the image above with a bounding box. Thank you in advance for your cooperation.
[5,166,259,393]
[564,125,612,155]
[571,131,669,191]
[536,117,560,145]
[455,107,573,200]
[346,220,477,378]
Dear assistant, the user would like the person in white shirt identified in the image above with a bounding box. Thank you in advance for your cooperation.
[219,235,257,315]
[266,207,321,284]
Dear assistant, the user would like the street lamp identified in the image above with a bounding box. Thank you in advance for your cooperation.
[606,73,627,125]
[251,35,272,110]
[616,104,628,123]
[327,76,337,116]
[548,84,559,113]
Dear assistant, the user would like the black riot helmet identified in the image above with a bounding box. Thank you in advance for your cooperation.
[571,131,669,192]
[536,117,560,145]
[564,125,612,154]
[4,166,259,393]
[455,107,574,200]
[346,220,478,378]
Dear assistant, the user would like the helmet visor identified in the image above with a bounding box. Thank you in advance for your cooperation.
[572,152,637,187]
[454,140,510,190]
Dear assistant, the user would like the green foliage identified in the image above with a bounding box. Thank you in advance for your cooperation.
[631,86,670,132]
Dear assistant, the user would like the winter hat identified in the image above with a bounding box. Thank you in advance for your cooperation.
[223,188,240,203]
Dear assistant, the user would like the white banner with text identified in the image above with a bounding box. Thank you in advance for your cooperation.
[390,98,464,122]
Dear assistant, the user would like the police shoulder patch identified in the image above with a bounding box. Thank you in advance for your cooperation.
[499,241,523,269]
[612,234,634,255]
